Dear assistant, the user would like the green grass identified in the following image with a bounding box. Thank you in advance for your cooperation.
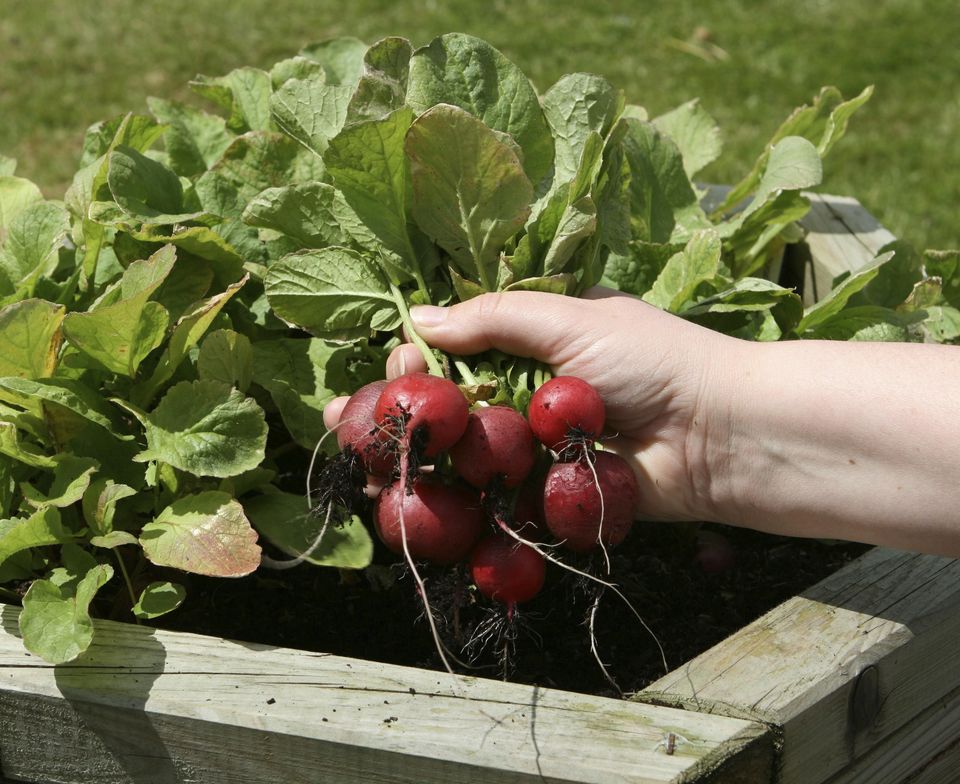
[1,0,957,249]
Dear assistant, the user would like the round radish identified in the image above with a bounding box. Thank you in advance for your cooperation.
[543,451,639,552]
[695,529,737,575]
[374,477,485,565]
[335,380,396,477]
[528,376,605,453]
[374,372,469,457]
[470,535,545,606]
[449,406,537,489]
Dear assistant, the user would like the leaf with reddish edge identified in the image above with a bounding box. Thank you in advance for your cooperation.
[140,491,261,577]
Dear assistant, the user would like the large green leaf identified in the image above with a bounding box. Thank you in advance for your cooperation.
[652,99,722,179]
[129,225,245,283]
[682,277,804,336]
[848,240,923,308]
[0,377,121,434]
[0,175,43,235]
[195,131,324,220]
[622,119,710,245]
[644,230,723,312]
[19,560,114,664]
[0,506,75,564]
[406,105,533,291]
[542,73,624,185]
[803,305,920,342]
[245,491,373,568]
[0,299,65,379]
[197,329,254,392]
[324,107,420,275]
[134,274,248,404]
[190,67,274,133]
[63,245,176,377]
[62,298,169,377]
[264,247,399,339]
[105,146,205,225]
[123,380,267,478]
[601,241,679,297]
[299,37,367,86]
[542,197,598,277]
[140,491,261,577]
[795,251,895,335]
[148,97,235,177]
[242,182,355,249]
[406,33,554,186]
[0,201,70,296]
[270,72,353,158]
[346,36,412,123]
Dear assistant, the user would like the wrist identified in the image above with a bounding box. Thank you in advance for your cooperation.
[681,334,761,525]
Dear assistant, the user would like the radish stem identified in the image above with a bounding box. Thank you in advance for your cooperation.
[390,282,444,377]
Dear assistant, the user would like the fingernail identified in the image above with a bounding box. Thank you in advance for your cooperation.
[410,305,447,328]
[395,349,406,376]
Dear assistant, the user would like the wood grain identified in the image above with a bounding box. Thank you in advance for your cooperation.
[0,604,772,784]
[637,548,960,784]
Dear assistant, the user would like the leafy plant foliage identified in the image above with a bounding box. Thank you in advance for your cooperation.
[0,32,956,663]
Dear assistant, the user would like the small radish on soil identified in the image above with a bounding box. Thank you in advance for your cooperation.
[449,405,537,489]
[528,376,605,455]
[374,477,485,565]
[470,535,546,607]
[543,450,639,552]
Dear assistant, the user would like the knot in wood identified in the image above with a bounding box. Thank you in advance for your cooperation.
[849,664,881,733]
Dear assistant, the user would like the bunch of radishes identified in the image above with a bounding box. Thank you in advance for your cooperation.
[334,371,640,622]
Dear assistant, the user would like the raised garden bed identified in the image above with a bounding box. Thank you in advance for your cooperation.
[2,195,958,784]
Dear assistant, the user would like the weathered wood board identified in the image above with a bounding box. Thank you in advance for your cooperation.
[798,192,897,304]
[636,547,960,784]
[0,604,773,784]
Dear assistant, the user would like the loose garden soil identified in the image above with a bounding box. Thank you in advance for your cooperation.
[154,518,868,698]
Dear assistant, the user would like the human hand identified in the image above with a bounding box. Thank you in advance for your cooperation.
[324,289,738,522]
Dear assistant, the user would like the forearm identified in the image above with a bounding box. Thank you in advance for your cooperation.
[706,339,960,556]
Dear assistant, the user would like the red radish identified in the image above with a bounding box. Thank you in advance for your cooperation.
[543,451,639,552]
[528,376,605,453]
[335,380,396,477]
[374,477,484,565]
[449,406,537,489]
[470,535,545,606]
[695,529,737,575]
[374,372,469,457]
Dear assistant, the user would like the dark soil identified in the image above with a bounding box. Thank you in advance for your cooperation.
[154,518,868,698]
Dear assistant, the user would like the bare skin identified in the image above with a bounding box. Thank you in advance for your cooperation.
[323,290,960,558]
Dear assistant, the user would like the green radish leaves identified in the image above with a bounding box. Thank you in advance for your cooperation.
[2,31,954,667]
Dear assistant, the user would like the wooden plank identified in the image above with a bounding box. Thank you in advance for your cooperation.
[635,547,960,784]
[799,193,897,303]
[0,604,773,784]
[823,679,960,784]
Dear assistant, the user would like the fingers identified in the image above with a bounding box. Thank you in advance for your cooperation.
[386,343,427,379]
[409,291,603,362]
[322,396,348,431]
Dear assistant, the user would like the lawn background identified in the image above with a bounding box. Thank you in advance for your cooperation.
[1,0,957,250]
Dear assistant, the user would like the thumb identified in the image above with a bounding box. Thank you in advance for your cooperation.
[409,290,607,364]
